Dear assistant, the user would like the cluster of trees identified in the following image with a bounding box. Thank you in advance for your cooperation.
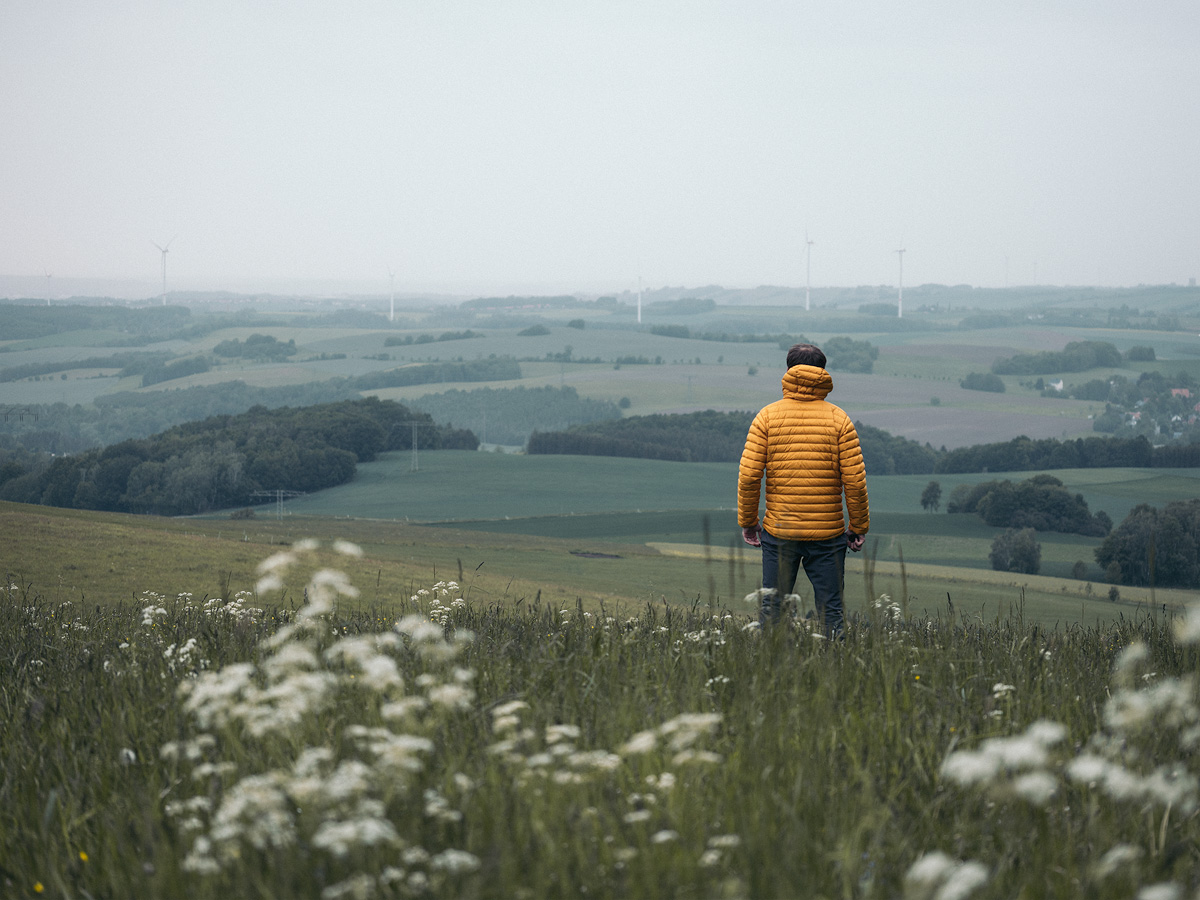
[529,410,753,462]
[989,528,1042,574]
[1095,499,1200,587]
[819,336,879,374]
[213,334,298,360]
[855,423,938,475]
[960,372,1005,393]
[0,398,476,517]
[527,414,939,475]
[413,385,620,447]
[992,341,1122,375]
[947,474,1111,536]
[383,331,482,346]
[351,358,521,390]
[935,434,1157,473]
[132,355,212,386]
[0,303,194,340]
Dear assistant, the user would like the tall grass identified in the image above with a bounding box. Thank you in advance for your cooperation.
[1,547,1198,898]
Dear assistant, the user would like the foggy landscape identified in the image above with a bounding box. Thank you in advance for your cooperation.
[4,3,1200,899]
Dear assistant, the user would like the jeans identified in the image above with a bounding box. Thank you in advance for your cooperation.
[760,530,847,637]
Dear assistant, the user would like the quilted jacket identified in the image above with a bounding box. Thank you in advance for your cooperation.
[737,365,870,540]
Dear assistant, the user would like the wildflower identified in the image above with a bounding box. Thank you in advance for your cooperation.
[651,830,679,844]
[621,730,658,755]
[321,874,376,900]
[332,539,363,557]
[708,834,741,848]
[1092,843,1142,880]
[1011,771,1058,805]
[904,851,988,900]
[699,849,722,867]
[1174,603,1200,644]
[1137,885,1183,900]
[430,848,481,875]
[312,816,399,857]
[991,683,1015,698]
[646,772,676,791]
[623,809,652,824]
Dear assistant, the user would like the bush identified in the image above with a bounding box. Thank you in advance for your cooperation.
[517,324,551,336]
[989,528,1041,574]
[960,372,1006,393]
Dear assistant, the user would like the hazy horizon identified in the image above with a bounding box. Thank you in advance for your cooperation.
[3,2,1199,297]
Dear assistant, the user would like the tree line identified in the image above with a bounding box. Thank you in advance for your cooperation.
[0,398,476,517]
[991,340,1123,375]
[526,417,1198,477]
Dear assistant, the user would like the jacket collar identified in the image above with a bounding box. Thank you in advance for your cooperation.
[782,365,832,401]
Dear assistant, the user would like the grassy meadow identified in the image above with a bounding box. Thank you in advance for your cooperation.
[3,539,1200,899]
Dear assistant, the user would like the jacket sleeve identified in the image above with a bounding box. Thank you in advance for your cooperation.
[838,418,870,535]
[737,411,768,528]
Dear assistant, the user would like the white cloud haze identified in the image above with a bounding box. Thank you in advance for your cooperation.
[2,1,1198,296]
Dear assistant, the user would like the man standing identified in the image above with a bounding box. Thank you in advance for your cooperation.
[738,343,870,635]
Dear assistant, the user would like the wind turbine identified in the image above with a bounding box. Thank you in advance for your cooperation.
[895,246,906,318]
[44,269,53,306]
[637,274,643,324]
[151,236,176,305]
[804,230,815,312]
[386,265,396,322]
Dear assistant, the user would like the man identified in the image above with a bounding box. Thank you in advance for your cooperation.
[738,343,870,635]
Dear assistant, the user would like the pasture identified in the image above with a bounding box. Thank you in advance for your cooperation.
[6,297,1190,447]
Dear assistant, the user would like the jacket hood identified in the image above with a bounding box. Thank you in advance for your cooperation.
[781,364,832,401]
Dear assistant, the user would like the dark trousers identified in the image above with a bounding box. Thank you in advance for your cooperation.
[760,530,847,637]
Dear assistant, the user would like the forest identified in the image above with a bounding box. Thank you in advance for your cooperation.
[0,398,476,517]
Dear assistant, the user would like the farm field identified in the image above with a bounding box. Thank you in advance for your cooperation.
[7,299,1190,447]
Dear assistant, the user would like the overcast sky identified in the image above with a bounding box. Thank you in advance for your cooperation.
[2,1,1198,297]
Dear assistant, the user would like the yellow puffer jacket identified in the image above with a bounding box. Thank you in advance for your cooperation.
[737,365,870,540]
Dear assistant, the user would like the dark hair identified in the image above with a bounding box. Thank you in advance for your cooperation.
[786,343,826,369]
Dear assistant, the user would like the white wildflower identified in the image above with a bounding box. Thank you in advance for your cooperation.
[1137,884,1183,900]
[1011,771,1058,805]
[321,874,376,900]
[623,809,652,824]
[332,540,363,557]
[430,848,480,875]
[312,817,399,858]
[1092,843,1142,880]
[651,830,679,844]
[621,730,658,755]
[1174,603,1200,644]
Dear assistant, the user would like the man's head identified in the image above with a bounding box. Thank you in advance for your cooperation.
[786,343,826,370]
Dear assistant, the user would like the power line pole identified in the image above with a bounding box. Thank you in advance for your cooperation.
[393,421,437,471]
[251,489,305,520]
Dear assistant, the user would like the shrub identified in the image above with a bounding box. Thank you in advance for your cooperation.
[989,528,1041,574]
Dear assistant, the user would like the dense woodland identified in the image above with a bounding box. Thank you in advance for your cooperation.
[947,474,1112,536]
[0,398,476,517]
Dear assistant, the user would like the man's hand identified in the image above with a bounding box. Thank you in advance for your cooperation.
[846,532,865,552]
[742,526,761,547]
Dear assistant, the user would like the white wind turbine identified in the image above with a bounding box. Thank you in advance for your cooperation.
[804,230,815,312]
[151,236,176,305]
[895,246,906,318]
[386,265,396,322]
